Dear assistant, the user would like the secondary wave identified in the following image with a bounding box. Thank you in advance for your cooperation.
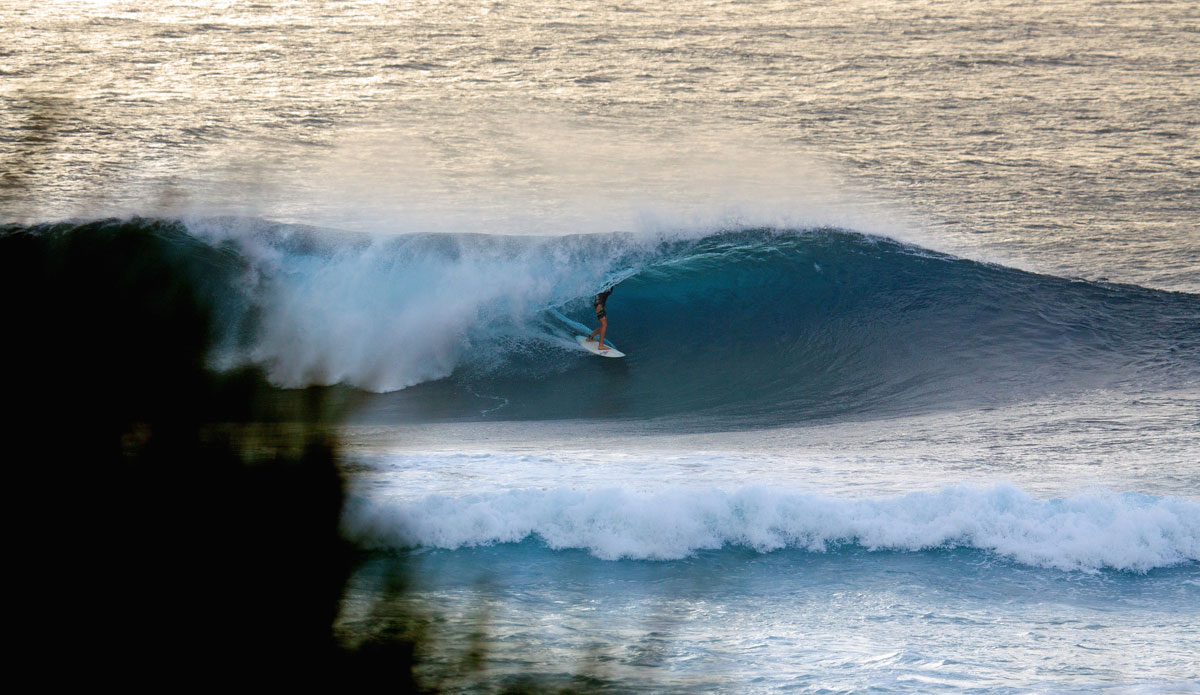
[4,217,1198,424]
[344,484,1200,572]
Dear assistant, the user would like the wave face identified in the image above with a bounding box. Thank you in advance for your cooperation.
[5,217,1198,424]
[345,484,1200,572]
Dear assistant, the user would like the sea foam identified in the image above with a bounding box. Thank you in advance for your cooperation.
[177,220,1198,415]
[345,484,1200,572]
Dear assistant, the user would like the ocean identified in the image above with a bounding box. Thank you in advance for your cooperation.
[3,1,1198,692]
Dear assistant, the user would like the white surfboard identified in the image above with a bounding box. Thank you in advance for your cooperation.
[576,335,625,358]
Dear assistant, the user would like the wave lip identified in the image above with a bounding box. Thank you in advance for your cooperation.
[7,218,1198,423]
[346,484,1200,572]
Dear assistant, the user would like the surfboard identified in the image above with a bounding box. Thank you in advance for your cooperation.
[576,335,625,358]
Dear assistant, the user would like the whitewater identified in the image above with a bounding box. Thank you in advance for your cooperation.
[9,215,1194,691]
[4,0,1200,692]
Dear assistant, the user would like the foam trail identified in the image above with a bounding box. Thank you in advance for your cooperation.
[345,484,1200,572]
[547,308,616,349]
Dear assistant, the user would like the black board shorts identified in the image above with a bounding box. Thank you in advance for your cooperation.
[593,288,612,319]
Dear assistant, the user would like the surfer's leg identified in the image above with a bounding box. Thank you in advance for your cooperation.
[587,303,606,343]
[596,316,608,350]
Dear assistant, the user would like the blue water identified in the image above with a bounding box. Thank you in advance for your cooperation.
[6,211,1198,692]
[345,545,1199,693]
[42,219,1190,425]
[5,0,1200,691]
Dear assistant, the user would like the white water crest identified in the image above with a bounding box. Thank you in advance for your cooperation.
[346,483,1200,572]
[190,218,646,391]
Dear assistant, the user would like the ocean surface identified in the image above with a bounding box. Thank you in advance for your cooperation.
[3,1,1198,692]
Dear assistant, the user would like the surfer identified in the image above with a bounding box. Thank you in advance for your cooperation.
[586,286,614,352]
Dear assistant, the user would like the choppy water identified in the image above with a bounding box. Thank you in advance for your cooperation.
[5,0,1199,291]
[3,1,1198,692]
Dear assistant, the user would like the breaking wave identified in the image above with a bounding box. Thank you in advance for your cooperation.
[345,484,1200,572]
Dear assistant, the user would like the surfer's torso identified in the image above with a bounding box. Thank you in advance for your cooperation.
[593,288,614,318]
